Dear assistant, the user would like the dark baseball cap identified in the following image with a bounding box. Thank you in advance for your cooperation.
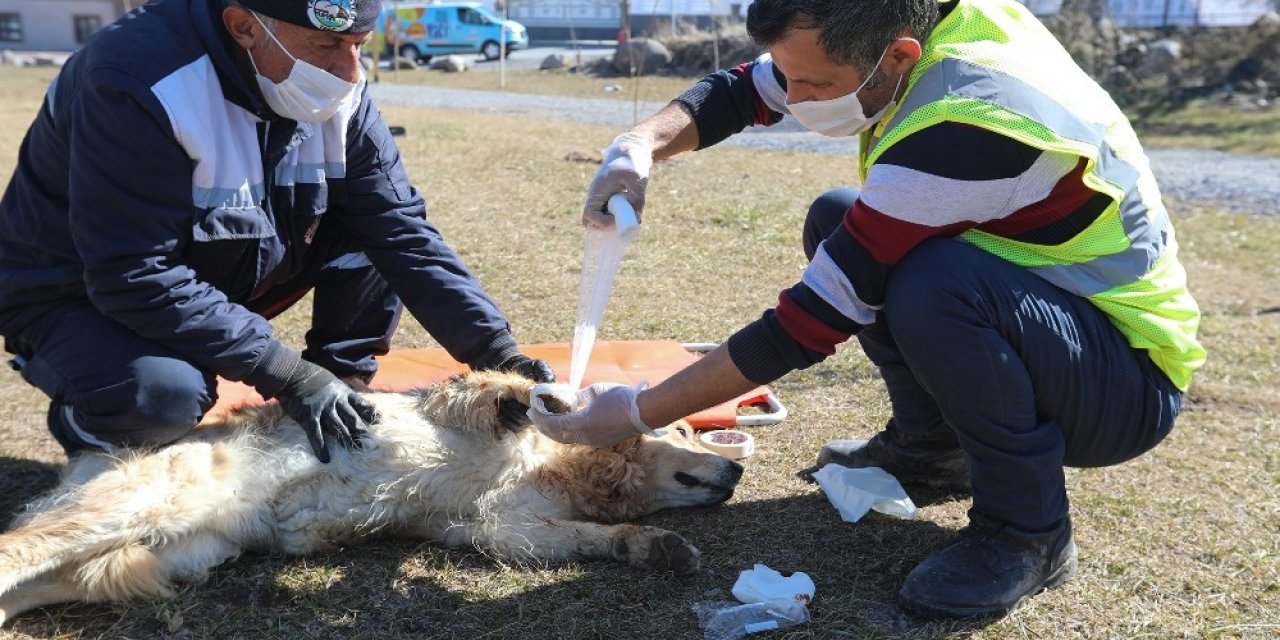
[237,0,382,33]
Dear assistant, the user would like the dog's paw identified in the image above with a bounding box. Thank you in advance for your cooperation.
[618,526,701,576]
[535,392,573,415]
[646,531,701,576]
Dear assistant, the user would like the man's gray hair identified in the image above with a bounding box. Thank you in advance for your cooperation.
[746,0,939,73]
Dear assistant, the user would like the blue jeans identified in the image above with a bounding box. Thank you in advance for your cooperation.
[804,188,1183,531]
[3,220,401,455]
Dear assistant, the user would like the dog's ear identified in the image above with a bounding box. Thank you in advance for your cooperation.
[496,397,531,434]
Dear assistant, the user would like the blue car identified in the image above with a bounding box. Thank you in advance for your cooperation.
[376,2,528,62]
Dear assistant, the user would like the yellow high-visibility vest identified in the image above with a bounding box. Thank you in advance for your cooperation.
[862,0,1205,390]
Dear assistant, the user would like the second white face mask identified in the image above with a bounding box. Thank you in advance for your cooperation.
[787,46,901,138]
[249,13,357,123]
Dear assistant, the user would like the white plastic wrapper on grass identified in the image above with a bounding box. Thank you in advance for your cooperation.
[812,464,919,522]
[568,194,639,390]
[692,564,814,640]
[692,601,808,640]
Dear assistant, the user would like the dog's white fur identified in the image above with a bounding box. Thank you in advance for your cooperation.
[0,371,743,624]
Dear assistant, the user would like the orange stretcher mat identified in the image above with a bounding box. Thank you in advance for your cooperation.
[207,340,787,429]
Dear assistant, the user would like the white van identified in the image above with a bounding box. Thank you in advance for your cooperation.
[374,2,528,62]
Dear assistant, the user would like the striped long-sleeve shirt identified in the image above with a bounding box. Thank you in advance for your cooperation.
[675,55,1104,384]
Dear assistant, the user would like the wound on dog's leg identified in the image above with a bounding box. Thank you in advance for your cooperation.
[536,393,573,415]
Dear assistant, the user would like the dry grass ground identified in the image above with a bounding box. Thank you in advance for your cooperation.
[1127,100,1280,158]
[369,65,696,107]
[0,67,1277,639]
[377,66,1280,159]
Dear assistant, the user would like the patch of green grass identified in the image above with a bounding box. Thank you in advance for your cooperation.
[1,66,1278,639]
[1127,99,1280,157]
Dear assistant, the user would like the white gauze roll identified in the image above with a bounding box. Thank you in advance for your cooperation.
[568,195,640,390]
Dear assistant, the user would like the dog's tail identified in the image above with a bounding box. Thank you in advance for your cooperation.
[0,442,246,597]
[0,515,103,597]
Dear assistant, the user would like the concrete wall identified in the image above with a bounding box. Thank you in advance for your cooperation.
[0,0,120,52]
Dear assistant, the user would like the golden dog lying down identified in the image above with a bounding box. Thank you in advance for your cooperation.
[0,371,744,624]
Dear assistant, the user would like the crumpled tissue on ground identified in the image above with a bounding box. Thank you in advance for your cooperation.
[811,463,919,522]
[731,563,815,612]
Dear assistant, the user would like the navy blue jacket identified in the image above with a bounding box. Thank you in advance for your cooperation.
[0,0,516,387]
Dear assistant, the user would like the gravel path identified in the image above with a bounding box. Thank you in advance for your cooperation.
[371,83,1280,216]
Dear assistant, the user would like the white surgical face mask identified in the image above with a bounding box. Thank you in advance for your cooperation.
[787,46,904,137]
[248,13,357,123]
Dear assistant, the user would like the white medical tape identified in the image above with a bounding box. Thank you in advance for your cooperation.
[699,429,755,460]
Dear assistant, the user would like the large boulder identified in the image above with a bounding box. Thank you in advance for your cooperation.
[391,56,419,70]
[1,50,28,66]
[540,53,568,70]
[612,38,673,75]
[1141,39,1182,75]
[429,54,468,73]
[661,25,763,75]
[1255,11,1280,31]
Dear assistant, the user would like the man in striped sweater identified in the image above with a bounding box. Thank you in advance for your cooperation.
[532,0,1204,620]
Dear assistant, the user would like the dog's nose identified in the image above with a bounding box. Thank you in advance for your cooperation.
[727,460,744,482]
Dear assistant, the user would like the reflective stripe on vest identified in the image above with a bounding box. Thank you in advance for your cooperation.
[857,0,1204,389]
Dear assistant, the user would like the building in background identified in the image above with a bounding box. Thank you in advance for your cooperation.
[397,0,1280,44]
[0,0,130,52]
[507,0,740,41]
[1107,0,1276,27]
[1017,0,1066,15]
[506,0,621,41]
[626,0,737,35]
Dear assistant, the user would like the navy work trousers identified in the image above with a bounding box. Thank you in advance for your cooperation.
[2,220,401,455]
[804,188,1183,531]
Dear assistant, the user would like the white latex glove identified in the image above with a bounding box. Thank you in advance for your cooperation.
[583,132,653,229]
[528,382,654,447]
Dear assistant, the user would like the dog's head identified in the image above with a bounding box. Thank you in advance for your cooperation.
[544,422,744,523]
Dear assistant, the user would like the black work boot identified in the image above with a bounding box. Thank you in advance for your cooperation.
[897,514,1078,619]
[802,420,970,493]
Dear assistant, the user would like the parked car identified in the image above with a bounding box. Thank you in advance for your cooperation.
[374,2,527,63]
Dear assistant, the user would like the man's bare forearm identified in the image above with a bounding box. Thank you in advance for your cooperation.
[630,101,701,161]
[634,344,757,428]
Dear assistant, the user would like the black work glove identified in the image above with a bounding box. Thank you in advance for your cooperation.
[490,353,556,384]
[275,360,376,463]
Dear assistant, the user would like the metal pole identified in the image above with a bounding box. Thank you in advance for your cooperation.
[499,1,508,88]
[367,37,380,83]
[712,1,720,70]
[621,0,631,42]
[392,0,400,83]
